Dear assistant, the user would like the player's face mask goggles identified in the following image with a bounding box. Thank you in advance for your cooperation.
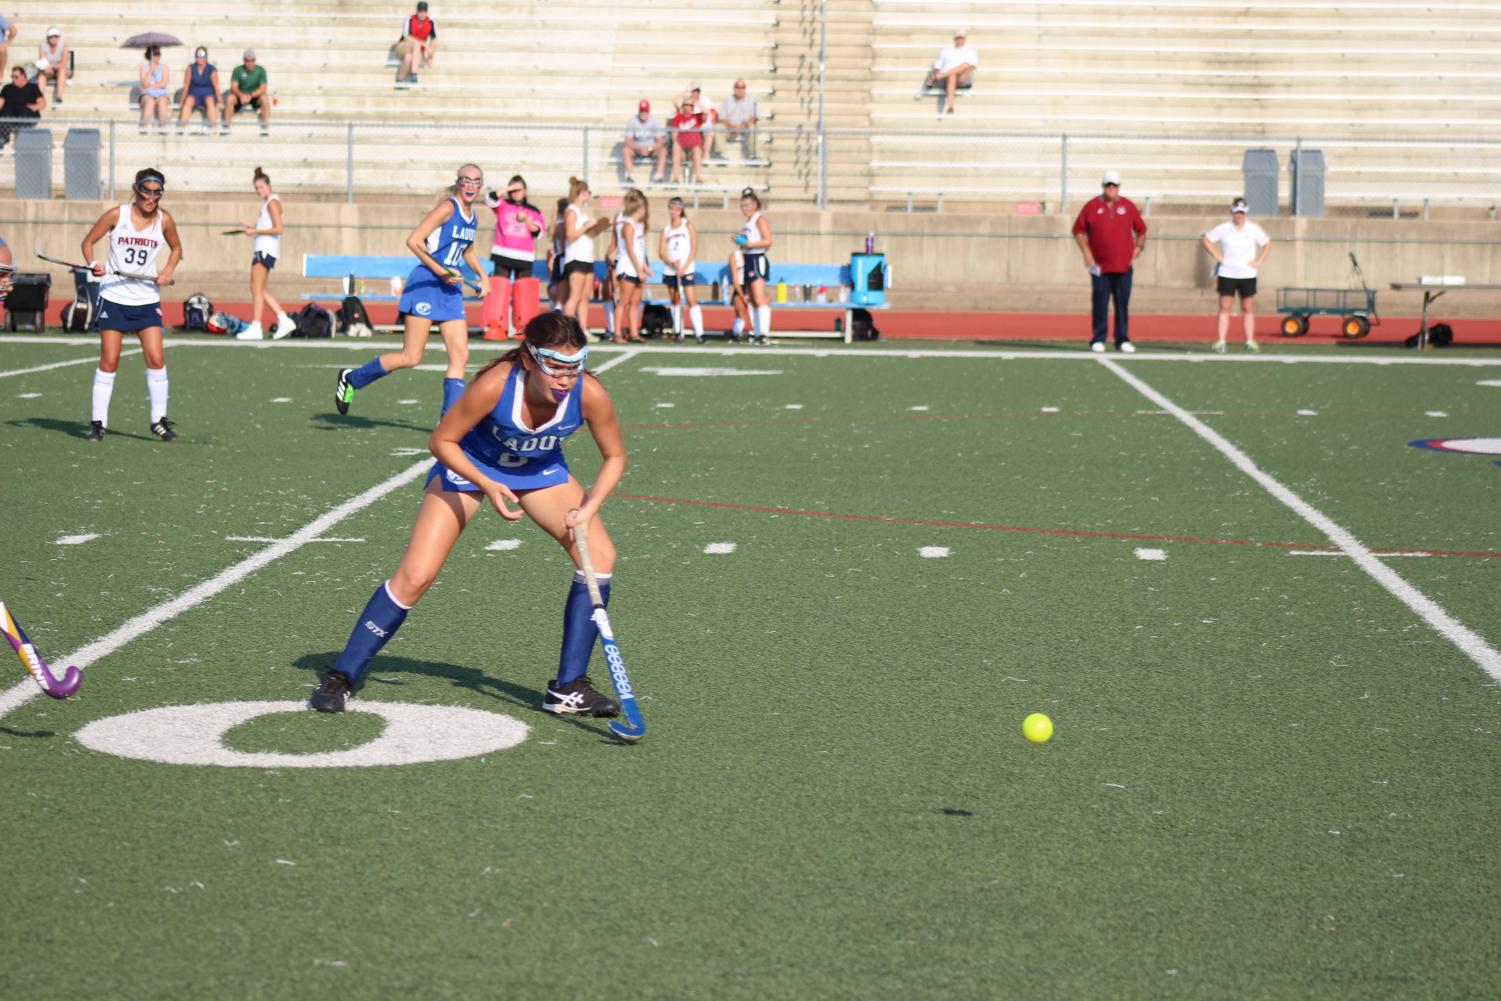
[135,176,166,200]
[527,342,588,378]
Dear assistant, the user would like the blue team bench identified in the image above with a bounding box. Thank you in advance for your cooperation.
[301,255,885,343]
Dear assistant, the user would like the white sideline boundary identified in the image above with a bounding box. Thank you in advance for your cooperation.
[0,347,643,722]
[0,349,142,379]
[1098,356,1501,683]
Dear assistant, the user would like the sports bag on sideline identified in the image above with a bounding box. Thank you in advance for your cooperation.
[183,292,213,332]
[293,302,335,338]
[61,270,102,332]
[337,295,373,337]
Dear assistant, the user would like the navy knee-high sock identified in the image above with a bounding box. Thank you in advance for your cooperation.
[332,580,410,684]
[557,571,610,685]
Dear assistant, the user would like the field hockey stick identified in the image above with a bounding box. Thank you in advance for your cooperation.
[449,271,484,295]
[221,228,245,236]
[574,521,646,743]
[35,250,174,286]
[0,600,82,699]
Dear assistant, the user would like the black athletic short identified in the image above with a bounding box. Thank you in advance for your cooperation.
[1216,275,1257,298]
[562,260,593,277]
[490,254,532,282]
[741,252,769,289]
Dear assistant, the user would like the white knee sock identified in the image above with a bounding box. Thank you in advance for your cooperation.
[91,368,116,424]
[689,304,704,339]
[604,300,616,334]
[731,316,744,335]
[145,367,169,423]
[754,305,772,339]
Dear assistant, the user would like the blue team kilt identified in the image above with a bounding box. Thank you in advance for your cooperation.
[426,455,573,494]
[93,299,164,332]
[398,266,468,323]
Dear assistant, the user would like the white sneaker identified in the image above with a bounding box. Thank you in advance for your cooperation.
[272,314,297,340]
[1089,341,1106,354]
[1118,341,1137,353]
[236,322,264,341]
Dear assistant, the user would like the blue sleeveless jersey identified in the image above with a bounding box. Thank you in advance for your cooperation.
[428,363,586,492]
[400,196,478,321]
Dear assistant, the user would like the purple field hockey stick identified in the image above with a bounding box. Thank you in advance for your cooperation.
[1,601,83,699]
[573,522,646,743]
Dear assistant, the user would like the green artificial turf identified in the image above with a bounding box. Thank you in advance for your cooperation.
[1,337,1498,1000]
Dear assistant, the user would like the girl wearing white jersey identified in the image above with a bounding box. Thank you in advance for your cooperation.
[1201,197,1271,353]
[611,188,651,344]
[79,167,183,443]
[733,188,773,343]
[560,177,609,333]
[658,196,703,341]
[235,166,295,340]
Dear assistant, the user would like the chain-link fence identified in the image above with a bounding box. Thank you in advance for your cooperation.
[3,117,1496,219]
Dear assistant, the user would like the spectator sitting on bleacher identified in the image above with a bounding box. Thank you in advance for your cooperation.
[0,13,16,79]
[668,99,707,185]
[222,49,270,136]
[395,1,437,87]
[178,47,222,133]
[139,46,170,134]
[925,29,978,115]
[0,65,44,150]
[674,82,716,156]
[36,27,66,104]
[623,100,668,184]
[719,79,758,159]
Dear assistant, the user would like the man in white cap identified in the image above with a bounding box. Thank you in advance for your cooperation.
[925,30,978,114]
[222,48,271,135]
[1071,169,1148,353]
[36,26,67,103]
[1202,197,1271,352]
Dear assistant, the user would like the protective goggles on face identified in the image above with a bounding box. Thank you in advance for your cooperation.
[527,341,588,377]
[456,175,484,188]
[136,181,166,198]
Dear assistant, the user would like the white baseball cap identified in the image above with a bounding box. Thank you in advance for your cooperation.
[1231,198,1249,214]
[954,27,968,37]
[46,26,61,37]
[1101,169,1122,186]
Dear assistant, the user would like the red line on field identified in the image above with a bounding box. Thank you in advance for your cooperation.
[614,493,1501,560]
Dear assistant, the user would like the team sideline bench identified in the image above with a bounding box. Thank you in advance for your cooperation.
[302,255,886,344]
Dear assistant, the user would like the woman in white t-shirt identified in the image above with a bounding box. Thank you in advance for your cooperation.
[560,177,609,333]
[235,166,295,340]
[1202,198,1271,353]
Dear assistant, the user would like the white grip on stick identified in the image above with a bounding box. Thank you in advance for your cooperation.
[573,518,606,608]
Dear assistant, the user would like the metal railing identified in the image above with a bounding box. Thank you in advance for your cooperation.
[3,116,1497,219]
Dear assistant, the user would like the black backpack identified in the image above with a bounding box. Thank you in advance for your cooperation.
[1405,322,1453,348]
[183,293,213,332]
[61,270,102,332]
[851,307,880,341]
[336,295,371,334]
[640,303,673,338]
[293,302,335,339]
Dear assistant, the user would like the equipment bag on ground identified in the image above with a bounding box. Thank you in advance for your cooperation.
[336,295,373,337]
[61,270,102,332]
[293,302,335,338]
[182,292,213,332]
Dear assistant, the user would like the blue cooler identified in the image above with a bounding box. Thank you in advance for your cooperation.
[849,253,888,306]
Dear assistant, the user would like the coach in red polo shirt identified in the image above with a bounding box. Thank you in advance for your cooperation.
[1072,169,1147,353]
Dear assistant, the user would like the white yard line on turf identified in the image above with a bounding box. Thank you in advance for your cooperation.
[0,458,433,721]
[0,349,142,379]
[1098,357,1501,682]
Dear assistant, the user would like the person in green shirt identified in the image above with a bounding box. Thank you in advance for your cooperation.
[221,49,270,135]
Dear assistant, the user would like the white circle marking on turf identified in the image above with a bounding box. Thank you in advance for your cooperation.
[487,539,523,551]
[1134,547,1168,561]
[919,546,950,558]
[74,701,528,768]
[1428,437,1501,455]
[54,533,101,546]
[704,542,737,555]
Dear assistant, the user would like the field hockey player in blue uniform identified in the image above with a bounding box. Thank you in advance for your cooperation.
[335,163,490,416]
[312,312,629,717]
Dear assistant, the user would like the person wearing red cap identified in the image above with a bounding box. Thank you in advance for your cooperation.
[623,99,667,184]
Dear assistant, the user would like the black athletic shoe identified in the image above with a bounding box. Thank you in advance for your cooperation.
[84,420,106,442]
[310,671,353,713]
[148,417,178,441]
[543,675,620,717]
[335,369,355,415]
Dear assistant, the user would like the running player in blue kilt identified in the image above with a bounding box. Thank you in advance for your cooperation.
[312,312,629,718]
[335,164,490,417]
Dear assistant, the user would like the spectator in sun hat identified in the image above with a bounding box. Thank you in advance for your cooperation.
[623,99,668,183]
[1071,169,1148,353]
[1202,197,1272,353]
[222,48,271,135]
[395,1,437,86]
[925,29,978,114]
[36,26,67,103]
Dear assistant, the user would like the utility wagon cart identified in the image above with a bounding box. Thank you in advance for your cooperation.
[1275,286,1379,338]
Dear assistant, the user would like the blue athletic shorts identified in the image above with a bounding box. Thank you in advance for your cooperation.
[253,251,277,270]
[426,456,573,494]
[93,299,163,333]
[399,267,467,323]
[664,273,696,289]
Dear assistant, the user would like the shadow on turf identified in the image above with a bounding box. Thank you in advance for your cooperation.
[293,652,617,740]
[308,412,433,434]
[5,416,157,442]
[0,725,56,739]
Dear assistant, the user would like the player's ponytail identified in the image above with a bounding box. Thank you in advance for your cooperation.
[568,177,590,204]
